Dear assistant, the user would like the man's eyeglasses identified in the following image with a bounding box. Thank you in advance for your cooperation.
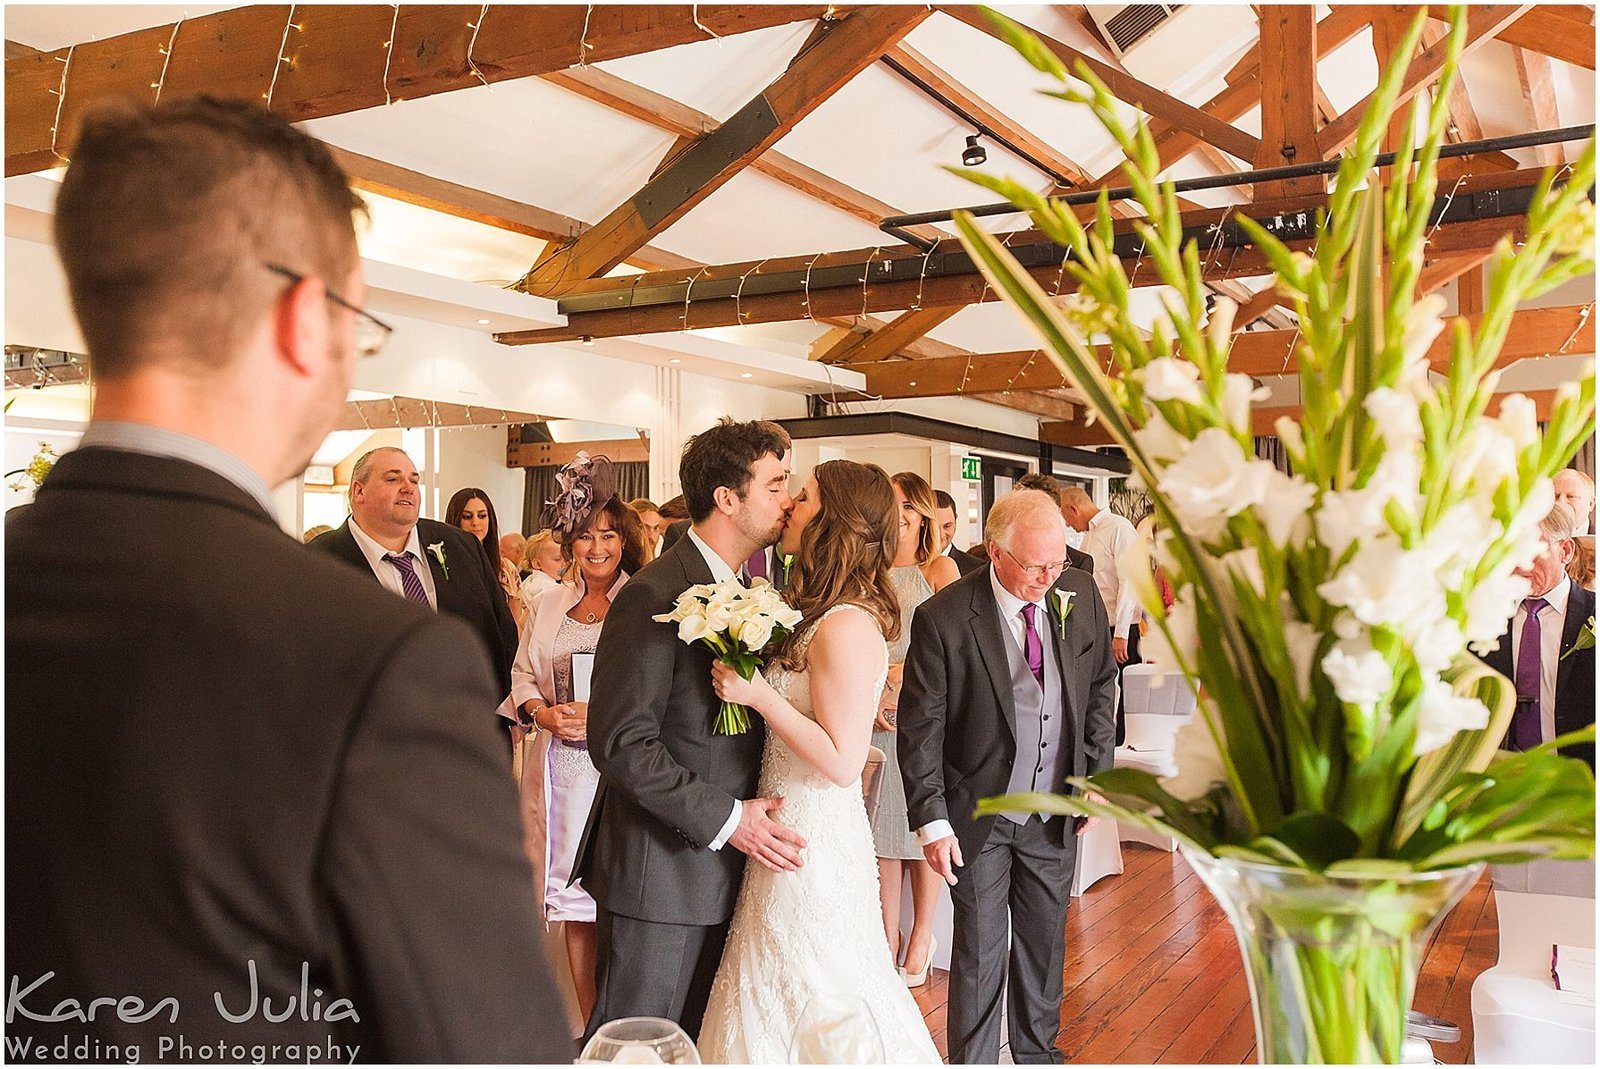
[265,262,393,359]
[998,545,1067,581]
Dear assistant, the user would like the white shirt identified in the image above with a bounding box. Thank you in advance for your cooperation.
[1080,509,1139,637]
[914,570,1045,848]
[347,517,439,610]
[686,526,745,851]
[1511,578,1571,744]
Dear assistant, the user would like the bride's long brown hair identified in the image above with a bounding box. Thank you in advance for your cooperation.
[771,459,902,671]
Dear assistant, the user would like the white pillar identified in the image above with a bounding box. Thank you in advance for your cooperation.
[652,365,683,502]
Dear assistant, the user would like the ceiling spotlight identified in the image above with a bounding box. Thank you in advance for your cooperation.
[740,372,754,379]
[669,357,682,365]
[476,318,490,325]
[962,133,986,167]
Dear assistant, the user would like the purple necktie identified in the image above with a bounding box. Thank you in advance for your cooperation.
[745,549,768,582]
[1512,596,1548,750]
[384,552,431,607]
[1020,602,1044,688]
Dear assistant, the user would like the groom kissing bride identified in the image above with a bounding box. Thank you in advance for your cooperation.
[576,419,939,1061]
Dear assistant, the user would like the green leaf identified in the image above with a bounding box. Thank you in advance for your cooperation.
[1263,812,1362,871]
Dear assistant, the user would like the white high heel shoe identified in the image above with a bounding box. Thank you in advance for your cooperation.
[903,937,936,988]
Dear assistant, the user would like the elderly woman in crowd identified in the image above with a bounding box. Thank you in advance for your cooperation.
[446,486,526,628]
[499,454,646,1029]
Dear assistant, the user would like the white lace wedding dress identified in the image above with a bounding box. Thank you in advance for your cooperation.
[698,606,942,1064]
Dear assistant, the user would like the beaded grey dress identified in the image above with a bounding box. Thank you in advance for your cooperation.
[870,565,935,860]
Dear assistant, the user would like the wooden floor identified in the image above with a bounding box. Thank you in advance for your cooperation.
[909,844,1500,1064]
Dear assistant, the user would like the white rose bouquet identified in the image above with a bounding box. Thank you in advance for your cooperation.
[654,577,803,734]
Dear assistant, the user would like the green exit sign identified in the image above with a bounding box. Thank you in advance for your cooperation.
[960,455,982,482]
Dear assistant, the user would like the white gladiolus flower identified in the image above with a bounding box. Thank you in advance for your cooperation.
[1364,387,1424,449]
[1321,632,1394,707]
[1257,469,1318,549]
[1317,537,1445,630]
[1205,297,1238,352]
[1134,410,1190,464]
[1497,394,1541,454]
[1157,428,1273,543]
[1220,548,1266,599]
[1282,619,1322,702]
[1400,292,1448,378]
[1316,452,1419,559]
[1464,569,1533,649]
[1413,679,1491,755]
[1220,373,1268,433]
[1409,615,1466,675]
[1422,499,1501,587]
[1141,357,1204,405]
[1161,708,1229,802]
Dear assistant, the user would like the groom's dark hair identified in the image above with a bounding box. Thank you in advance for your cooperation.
[680,419,791,523]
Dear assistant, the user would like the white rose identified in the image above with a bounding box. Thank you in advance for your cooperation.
[734,615,775,653]
[1413,679,1491,756]
[1321,632,1394,707]
[1364,387,1424,450]
[1140,357,1204,406]
[1157,428,1273,543]
[1160,708,1229,802]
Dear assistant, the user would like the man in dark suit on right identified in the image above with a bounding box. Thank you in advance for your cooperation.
[577,419,807,1040]
[899,489,1117,1063]
[1481,500,1595,767]
[6,96,570,1062]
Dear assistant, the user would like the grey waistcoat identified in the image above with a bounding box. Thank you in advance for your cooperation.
[997,600,1068,823]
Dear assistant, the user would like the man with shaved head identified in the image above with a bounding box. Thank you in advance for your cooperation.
[1553,468,1594,536]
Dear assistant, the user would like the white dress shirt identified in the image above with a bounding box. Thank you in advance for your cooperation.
[1080,509,1139,637]
[1511,577,1571,743]
[686,527,745,851]
[915,570,1045,847]
[347,518,439,610]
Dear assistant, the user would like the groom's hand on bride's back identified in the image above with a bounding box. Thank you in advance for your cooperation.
[729,796,807,872]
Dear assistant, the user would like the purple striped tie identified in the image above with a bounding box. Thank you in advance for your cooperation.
[1021,602,1044,688]
[1511,596,1548,750]
[384,552,431,607]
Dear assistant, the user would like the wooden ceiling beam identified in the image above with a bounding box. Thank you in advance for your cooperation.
[857,304,1595,400]
[815,314,972,361]
[947,6,1262,165]
[1514,46,1565,168]
[970,390,1078,421]
[884,42,1095,190]
[1488,5,1595,70]
[1320,6,1533,160]
[516,5,929,294]
[1255,5,1323,198]
[327,146,698,271]
[543,65,948,244]
[1419,23,1523,176]
[1416,249,1497,298]
[4,4,836,177]
[821,306,965,364]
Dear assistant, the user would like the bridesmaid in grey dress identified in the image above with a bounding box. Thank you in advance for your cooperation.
[875,472,960,986]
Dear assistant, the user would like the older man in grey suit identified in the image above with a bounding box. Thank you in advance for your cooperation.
[899,489,1117,1063]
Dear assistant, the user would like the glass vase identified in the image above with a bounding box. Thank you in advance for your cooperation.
[1180,845,1483,1064]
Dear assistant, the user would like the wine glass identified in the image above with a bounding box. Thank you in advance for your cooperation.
[579,1017,701,1064]
[788,994,885,1063]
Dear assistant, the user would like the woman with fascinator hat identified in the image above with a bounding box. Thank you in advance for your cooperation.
[497,452,648,1029]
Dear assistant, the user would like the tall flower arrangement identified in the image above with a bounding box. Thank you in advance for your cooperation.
[961,5,1595,874]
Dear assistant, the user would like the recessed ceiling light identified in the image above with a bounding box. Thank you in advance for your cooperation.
[669,358,682,365]
[908,380,918,387]
[740,372,753,379]
[476,318,490,325]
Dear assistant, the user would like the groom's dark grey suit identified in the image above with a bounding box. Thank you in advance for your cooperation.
[899,564,1117,1063]
[574,533,766,1039]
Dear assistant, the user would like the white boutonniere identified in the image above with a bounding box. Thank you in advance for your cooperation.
[1054,589,1075,640]
[427,541,449,579]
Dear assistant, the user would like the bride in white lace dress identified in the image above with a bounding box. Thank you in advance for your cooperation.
[699,460,941,1064]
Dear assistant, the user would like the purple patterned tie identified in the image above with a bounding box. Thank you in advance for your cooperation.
[1512,596,1548,750]
[384,552,431,607]
[745,548,768,582]
[1020,603,1044,688]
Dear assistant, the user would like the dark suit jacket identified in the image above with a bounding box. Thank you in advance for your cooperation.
[310,517,516,700]
[1481,580,1595,767]
[898,564,1118,865]
[946,544,983,577]
[5,448,571,1062]
[575,534,765,926]
[1066,543,1094,574]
